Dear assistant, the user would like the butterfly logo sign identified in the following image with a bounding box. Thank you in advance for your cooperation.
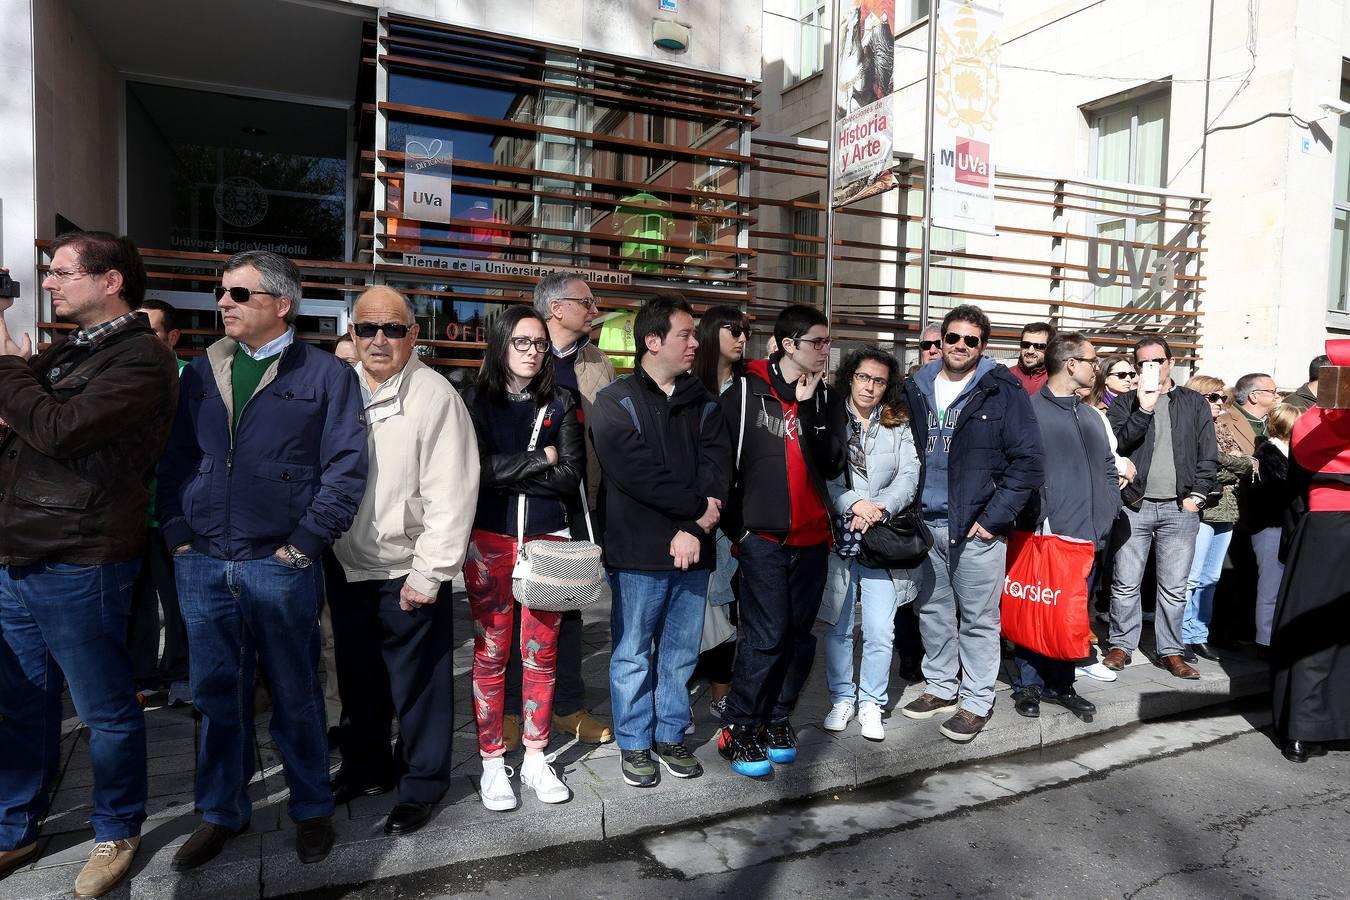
[406,137,453,172]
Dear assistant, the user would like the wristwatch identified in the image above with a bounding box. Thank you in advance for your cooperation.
[279,544,312,568]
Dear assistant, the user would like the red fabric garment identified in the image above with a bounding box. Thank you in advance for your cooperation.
[1293,406,1350,512]
[1000,531,1095,660]
[747,359,831,547]
[1008,364,1047,396]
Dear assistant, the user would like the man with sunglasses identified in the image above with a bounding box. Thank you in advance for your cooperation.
[716,304,845,775]
[901,305,1043,743]
[1103,336,1217,680]
[918,323,943,366]
[0,232,179,897]
[327,287,477,835]
[1008,322,1055,395]
[524,272,616,747]
[157,250,368,870]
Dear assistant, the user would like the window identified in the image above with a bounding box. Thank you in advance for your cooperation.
[789,194,821,304]
[1089,91,1170,306]
[898,1,930,29]
[791,0,827,86]
[1327,76,1350,312]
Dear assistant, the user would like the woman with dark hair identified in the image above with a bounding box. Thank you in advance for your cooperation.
[818,348,920,741]
[463,305,584,811]
[690,305,750,719]
[1096,354,1136,409]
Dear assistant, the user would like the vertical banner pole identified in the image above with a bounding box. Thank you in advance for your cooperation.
[919,3,939,332]
[823,0,841,325]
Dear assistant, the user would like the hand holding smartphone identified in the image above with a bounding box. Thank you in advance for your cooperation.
[1139,361,1161,392]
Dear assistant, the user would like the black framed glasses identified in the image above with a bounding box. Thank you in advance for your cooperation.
[720,322,752,339]
[1020,340,1049,351]
[1203,392,1227,404]
[1107,369,1137,380]
[353,322,411,339]
[1070,356,1100,366]
[560,294,598,310]
[791,334,832,351]
[510,336,551,353]
[852,372,889,388]
[215,286,281,304]
[919,339,941,351]
[944,332,981,349]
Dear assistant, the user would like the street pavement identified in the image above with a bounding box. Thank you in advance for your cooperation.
[4,583,1274,899]
[333,704,1350,900]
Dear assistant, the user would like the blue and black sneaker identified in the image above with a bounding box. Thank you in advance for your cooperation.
[764,718,798,764]
[717,723,772,777]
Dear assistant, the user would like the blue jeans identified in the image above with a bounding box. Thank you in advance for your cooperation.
[175,551,333,828]
[608,568,707,750]
[1182,522,1234,644]
[0,560,145,849]
[824,558,899,707]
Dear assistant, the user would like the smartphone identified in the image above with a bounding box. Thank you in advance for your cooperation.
[1140,360,1161,392]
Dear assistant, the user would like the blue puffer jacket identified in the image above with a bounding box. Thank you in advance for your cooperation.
[903,357,1044,544]
[157,337,368,561]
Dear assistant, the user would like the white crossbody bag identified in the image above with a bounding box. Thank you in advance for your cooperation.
[510,405,604,612]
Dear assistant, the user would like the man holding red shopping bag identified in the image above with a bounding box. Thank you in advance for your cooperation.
[1006,334,1121,722]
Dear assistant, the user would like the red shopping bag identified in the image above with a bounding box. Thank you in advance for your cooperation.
[1000,531,1095,661]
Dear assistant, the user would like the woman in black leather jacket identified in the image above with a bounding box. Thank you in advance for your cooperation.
[462,304,585,812]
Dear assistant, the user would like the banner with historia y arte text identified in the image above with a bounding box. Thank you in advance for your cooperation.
[832,0,896,207]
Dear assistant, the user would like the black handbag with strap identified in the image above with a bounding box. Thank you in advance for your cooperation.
[838,413,932,570]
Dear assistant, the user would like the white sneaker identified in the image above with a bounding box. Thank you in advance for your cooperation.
[479,757,518,811]
[1077,663,1118,683]
[521,752,571,804]
[823,699,855,732]
[857,701,885,741]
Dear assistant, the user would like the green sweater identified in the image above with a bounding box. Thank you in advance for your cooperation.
[232,349,281,432]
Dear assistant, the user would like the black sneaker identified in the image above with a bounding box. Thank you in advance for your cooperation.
[653,741,704,779]
[620,749,659,788]
[1042,690,1096,723]
[764,719,797,764]
[717,724,771,777]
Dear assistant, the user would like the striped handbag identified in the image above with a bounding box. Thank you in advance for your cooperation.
[510,406,604,612]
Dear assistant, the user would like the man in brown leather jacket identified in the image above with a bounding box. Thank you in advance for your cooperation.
[0,232,179,898]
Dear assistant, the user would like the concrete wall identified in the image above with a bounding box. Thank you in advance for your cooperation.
[343,0,762,80]
[759,0,1349,387]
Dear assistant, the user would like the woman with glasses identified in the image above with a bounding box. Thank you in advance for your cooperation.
[1179,375,1250,663]
[690,305,751,720]
[818,349,920,741]
[463,305,584,811]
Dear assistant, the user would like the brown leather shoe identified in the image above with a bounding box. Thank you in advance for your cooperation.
[0,842,38,878]
[1154,654,1201,680]
[73,836,139,898]
[1102,648,1131,671]
[553,709,614,744]
[503,714,522,752]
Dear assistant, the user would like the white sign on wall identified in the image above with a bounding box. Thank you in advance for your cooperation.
[404,136,453,225]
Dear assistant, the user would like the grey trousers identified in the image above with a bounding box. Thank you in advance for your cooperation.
[1109,499,1201,657]
[915,523,1007,716]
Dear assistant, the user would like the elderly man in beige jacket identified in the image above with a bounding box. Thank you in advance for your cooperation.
[329,286,479,837]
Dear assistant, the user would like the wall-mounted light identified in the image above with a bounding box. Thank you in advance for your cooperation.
[653,19,689,52]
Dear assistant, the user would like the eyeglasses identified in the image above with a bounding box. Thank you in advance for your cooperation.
[1107,370,1137,380]
[353,321,411,339]
[1203,392,1227,404]
[791,334,832,351]
[852,372,889,388]
[720,323,752,339]
[215,286,281,304]
[1070,356,1099,366]
[560,294,598,310]
[1020,340,1048,351]
[47,267,96,283]
[944,332,981,349]
[510,336,551,353]
[919,339,941,351]
[1136,356,1168,365]
[1248,388,1278,397]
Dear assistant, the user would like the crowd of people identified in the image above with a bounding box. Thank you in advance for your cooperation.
[0,232,1345,898]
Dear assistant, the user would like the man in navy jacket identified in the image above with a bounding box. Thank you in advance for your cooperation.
[157,251,367,871]
[901,305,1044,743]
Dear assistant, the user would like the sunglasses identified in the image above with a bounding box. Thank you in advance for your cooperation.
[944,332,981,349]
[510,336,551,353]
[1107,370,1137,379]
[1020,340,1048,351]
[919,339,941,351]
[215,286,280,303]
[720,323,752,339]
[1203,392,1227,404]
[353,322,411,339]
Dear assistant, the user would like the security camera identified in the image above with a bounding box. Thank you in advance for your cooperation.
[1318,97,1350,118]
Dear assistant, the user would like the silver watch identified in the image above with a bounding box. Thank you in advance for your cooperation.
[280,544,312,568]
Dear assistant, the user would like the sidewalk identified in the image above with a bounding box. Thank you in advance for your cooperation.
[7,588,1269,899]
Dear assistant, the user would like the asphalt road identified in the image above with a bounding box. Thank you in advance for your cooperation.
[302,705,1350,900]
